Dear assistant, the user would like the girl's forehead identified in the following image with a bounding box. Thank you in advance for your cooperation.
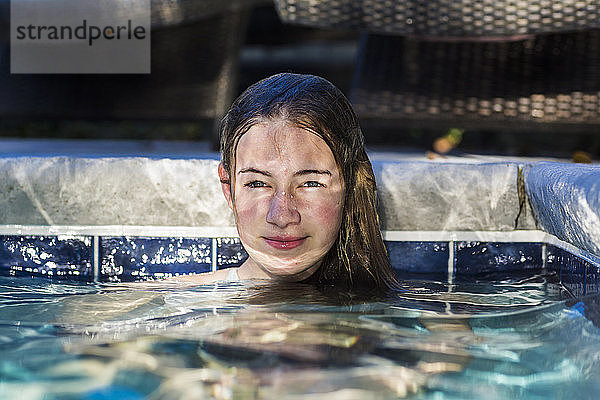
[235,121,334,167]
[240,120,320,144]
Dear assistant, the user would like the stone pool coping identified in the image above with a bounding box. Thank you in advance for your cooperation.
[0,156,532,228]
[525,162,600,258]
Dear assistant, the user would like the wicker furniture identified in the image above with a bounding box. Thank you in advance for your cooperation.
[274,0,600,128]
[0,0,267,122]
[275,0,600,37]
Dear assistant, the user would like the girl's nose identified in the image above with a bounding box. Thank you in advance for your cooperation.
[266,191,300,228]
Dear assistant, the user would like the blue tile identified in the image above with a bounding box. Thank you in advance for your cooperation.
[560,251,586,297]
[547,245,588,297]
[0,235,93,280]
[455,242,542,276]
[100,237,212,282]
[544,245,600,297]
[216,238,247,269]
[544,244,562,274]
[385,241,449,277]
[585,264,600,296]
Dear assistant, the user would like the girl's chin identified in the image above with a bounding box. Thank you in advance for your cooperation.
[247,256,318,278]
[242,245,326,276]
[248,247,301,263]
[262,258,323,279]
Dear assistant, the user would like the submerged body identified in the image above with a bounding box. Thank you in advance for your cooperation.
[1,273,594,399]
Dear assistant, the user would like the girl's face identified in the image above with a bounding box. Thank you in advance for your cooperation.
[219,120,344,281]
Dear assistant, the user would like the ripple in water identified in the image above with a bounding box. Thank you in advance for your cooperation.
[1,273,599,399]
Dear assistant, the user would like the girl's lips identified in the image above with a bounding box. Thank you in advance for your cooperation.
[263,237,307,250]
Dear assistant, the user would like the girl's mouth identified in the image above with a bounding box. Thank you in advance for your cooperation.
[263,236,307,250]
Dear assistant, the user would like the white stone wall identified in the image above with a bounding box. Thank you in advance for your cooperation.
[374,161,536,231]
[0,156,539,231]
[525,162,600,258]
[0,157,233,226]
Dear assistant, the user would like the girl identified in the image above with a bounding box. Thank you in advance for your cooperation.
[190,73,398,291]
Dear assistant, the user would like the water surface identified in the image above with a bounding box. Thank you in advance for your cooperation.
[1,273,599,399]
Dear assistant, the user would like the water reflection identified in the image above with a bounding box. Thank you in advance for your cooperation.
[0,274,598,399]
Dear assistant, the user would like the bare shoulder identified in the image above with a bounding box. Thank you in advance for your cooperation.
[170,269,232,284]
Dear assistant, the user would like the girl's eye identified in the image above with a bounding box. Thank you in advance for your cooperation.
[302,181,325,188]
[243,180,269,188]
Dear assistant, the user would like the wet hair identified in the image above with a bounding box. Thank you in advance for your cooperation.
[219,73,399,291]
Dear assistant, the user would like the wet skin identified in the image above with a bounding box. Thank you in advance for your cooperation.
[219,120,344,282]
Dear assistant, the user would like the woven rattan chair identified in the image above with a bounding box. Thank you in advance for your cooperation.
[0,0,267,123]
[274,0,600,128]
[275,0,600,37]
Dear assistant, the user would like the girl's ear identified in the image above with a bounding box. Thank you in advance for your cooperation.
[218,162,234,211]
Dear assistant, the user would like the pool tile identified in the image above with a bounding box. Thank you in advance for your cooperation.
[216,238,247,269]
[386,241,449,277]
[544,244,563,274]
[560,252,586,297]
[454,242,542,276]
[100,237,212,282]
[0,235,93,280]
[547,245,588,297]
[585,264,600,296]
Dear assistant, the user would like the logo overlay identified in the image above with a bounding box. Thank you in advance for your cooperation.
[11,0,150,73]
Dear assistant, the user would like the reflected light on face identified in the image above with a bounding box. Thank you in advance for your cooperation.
[227,120,344,281]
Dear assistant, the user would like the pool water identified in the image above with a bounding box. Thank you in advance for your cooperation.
[1,272,599,399]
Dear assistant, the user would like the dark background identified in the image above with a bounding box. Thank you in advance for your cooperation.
[1,2,599,160]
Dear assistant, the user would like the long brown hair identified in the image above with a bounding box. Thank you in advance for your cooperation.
[220,73,398,291]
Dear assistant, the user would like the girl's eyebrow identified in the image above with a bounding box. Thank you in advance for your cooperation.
[238,167,271,176]
[238,168,331,177]
[294,169,331,177]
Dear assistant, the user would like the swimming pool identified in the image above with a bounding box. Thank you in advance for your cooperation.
[1,153,600,398]
[1,255,599,399]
